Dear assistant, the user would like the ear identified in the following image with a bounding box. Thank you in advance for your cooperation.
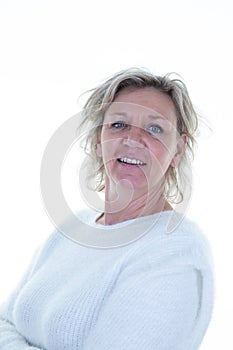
[170,133,187,167]
[95,130,102,158]
[96,142,102,157]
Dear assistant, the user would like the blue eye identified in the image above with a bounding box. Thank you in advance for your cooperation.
[148,125,163,134]
[111,122,128,129]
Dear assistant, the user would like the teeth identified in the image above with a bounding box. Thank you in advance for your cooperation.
[119,157,145,165]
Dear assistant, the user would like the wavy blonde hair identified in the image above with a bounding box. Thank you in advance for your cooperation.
[78,67,199,204]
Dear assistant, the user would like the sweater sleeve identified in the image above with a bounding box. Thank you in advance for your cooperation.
[83,264,200,350]
[0,246,47,349]
[0,319,44,349]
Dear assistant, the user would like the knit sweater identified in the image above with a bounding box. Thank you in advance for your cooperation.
[0,209,214,350]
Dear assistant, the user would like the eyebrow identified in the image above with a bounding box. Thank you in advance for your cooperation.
[108,112,166,120]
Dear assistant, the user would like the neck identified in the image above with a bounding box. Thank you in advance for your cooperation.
[97,179,173,225]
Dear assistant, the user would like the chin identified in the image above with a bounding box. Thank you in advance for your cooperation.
[116,175,148,191]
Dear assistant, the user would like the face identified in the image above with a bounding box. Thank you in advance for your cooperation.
[96,87,186,194]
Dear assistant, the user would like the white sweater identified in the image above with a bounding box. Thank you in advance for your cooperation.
[0,209,214,349]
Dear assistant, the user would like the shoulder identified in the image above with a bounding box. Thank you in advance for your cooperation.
[26,228,68,278]
[124,211,214,275]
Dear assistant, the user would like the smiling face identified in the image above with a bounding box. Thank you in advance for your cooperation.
[96,87,186,195]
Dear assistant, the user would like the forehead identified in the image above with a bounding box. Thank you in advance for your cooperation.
[106,87,177,124]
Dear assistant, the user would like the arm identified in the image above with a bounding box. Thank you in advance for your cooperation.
[0,319,43,349]
[83,266,200,350]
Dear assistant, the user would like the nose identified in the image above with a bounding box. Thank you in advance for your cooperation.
[122,125,145,148]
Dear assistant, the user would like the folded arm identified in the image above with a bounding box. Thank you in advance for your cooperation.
[0,318,44,349]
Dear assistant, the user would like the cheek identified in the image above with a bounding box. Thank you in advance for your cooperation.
[148,141,175,170]
[100,133,119,162]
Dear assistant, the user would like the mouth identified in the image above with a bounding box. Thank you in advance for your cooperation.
[117,157,147,166]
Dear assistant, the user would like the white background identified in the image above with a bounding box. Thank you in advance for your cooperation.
[0,0,233,348]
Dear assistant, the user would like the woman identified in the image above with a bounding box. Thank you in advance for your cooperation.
[0,68,214,349]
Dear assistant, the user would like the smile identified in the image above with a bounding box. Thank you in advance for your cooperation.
[117,157,146,165]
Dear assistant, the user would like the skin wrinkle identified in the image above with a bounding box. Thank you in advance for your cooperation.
[96,87,186,225]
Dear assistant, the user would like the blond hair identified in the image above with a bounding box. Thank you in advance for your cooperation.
[79,67,199,204]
